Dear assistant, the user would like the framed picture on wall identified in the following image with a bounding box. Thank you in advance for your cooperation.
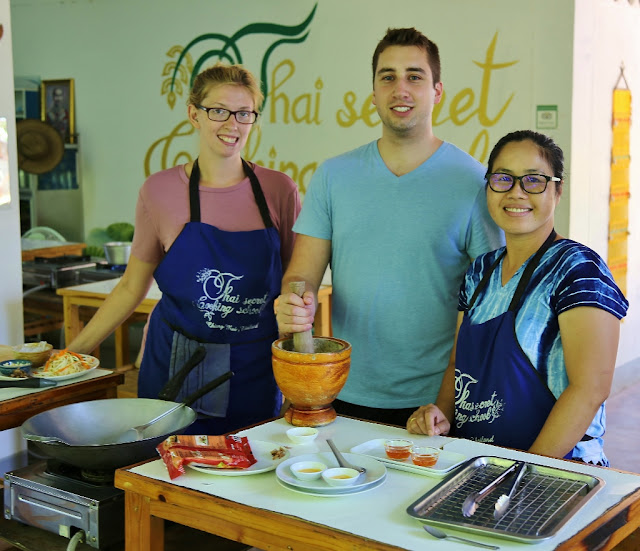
[41,78,75,143]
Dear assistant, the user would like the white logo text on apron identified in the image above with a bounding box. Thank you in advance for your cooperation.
[195,268,269,331]
[454,369,505,437]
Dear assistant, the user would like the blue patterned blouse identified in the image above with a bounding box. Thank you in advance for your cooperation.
[458,239,629,465]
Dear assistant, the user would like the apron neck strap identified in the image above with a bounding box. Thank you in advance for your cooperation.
[468,249,507,309]
[242,159,273,228]
[188,158,274,228]
[467,229,557,311]
[189,159,202,223]
[508,229,557,312]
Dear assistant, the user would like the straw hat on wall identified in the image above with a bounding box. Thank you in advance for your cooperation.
[16,119,64,174]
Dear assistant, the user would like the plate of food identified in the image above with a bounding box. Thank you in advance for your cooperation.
[350,438,466,477]
[32,350,100,381]
[188,440,289,476]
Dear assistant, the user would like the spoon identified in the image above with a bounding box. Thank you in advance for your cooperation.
[115,370,234,443]
[326,438,366,474]
[423,525,500,549]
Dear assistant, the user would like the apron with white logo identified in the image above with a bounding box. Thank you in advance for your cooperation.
[139,159,283,434]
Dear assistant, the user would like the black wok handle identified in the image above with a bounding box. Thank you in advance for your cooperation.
[181,370,234,407]
[0,378,57,388]
[158,346,207,401]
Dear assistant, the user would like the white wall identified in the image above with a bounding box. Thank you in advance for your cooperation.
[8,0,639,372]
[0,0,24,346]
[9,0,574,234]
[571,0,639,368]
[0,0,29,475]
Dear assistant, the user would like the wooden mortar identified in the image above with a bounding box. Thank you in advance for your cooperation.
[272,336,351,427]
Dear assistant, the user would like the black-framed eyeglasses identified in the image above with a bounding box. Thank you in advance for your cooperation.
[487,172,562,194]
[195,104,259,125]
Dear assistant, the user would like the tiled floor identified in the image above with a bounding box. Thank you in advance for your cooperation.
[603,374,640,473]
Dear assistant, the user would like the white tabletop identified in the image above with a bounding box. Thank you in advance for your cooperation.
[129,417,640,550]
[61,278,162,300]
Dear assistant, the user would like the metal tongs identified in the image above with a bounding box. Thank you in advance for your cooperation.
[494,462,527,520]
[462,461,523,517]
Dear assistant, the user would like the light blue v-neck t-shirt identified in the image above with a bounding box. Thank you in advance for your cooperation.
[294,140,504,409]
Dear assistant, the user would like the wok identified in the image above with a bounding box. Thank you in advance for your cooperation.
[21,350,233,470]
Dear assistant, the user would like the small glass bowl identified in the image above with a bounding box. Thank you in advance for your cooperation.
[410,446,441,468]
[383,439,413,461]
[321,467,360,487]
[289,461,327,481]
[286,427,319,445]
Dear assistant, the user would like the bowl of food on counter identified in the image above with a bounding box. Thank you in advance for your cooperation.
[0,359,32,378]
[11,341,53,367]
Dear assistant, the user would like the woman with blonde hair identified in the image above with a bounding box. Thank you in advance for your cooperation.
[70,64,300,434]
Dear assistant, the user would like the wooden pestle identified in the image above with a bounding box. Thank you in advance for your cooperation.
[289,281,315,353]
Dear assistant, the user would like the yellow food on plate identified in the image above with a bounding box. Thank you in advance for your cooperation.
[41,349,91,376]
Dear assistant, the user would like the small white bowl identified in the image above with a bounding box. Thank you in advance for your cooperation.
[290,461,327,481]
[321,467,360,487]
[286,427,319,445]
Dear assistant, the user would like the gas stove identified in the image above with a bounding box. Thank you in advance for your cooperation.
[4,460,124,549]
[75,262,127,285]
[22,255,97,289]
[22,256,126,290]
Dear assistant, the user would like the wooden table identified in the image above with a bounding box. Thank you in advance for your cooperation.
[115,418,640,551]
[58,282,334,369]
[0,371,124,431]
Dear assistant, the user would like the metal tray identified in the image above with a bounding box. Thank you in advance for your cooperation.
[407,456,604,543]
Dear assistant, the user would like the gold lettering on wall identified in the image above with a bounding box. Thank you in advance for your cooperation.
[243,125,317,194]
[146,35,518,186]
[270,59,322,125]
[336,92,380,128]
[144,120,195,177]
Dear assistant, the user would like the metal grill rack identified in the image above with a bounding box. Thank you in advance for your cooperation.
[407,456,604,543]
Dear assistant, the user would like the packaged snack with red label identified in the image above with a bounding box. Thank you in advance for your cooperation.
[157,434,257,479]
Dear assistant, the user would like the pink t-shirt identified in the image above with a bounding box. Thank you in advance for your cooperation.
[131,163,301,268]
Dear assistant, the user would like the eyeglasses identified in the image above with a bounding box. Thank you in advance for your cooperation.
[195,104,259,124]
[487,172,561,194]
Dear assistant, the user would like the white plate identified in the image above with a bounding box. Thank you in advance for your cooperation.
[276,452,386,495]
[32,354,100,381]
[276,475,386,497]
[350,438,466,477]
[0,373,28,381]
[188,440,290,476]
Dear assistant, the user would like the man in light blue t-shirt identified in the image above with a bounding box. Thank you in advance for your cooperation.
[276,27,503,426]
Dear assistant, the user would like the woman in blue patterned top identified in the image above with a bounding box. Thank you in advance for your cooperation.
[407,130,628,465]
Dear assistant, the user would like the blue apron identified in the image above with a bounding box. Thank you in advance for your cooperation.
[453,230,561,452]
[138,159,283,434]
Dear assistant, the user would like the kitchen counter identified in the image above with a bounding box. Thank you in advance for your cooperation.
[116,417,640,551]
